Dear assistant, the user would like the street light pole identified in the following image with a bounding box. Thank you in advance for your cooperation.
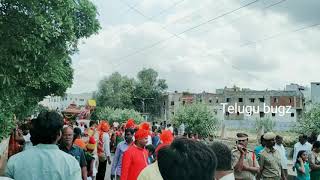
[134,97,154,119]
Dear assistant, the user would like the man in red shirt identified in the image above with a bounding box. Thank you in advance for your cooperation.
[121,129,149,180]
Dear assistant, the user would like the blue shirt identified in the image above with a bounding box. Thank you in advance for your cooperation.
[111,141,130,176]
[5,144,81,180]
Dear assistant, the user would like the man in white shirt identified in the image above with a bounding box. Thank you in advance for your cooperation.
[274,135,288,179]
[293,134,312,165]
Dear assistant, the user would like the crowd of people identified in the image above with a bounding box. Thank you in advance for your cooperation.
[3,110,320,180]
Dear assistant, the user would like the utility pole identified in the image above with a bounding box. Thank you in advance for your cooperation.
[134,97,154,113]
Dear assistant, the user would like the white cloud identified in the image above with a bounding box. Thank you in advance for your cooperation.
[68,0,320,93]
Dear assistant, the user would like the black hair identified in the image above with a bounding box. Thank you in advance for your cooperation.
[300,134,308,139]
[313,141,320,149]
[30,111,64,145]
[158,137,217,180]
[73,127,82,141]
[146,144,156,154]
[210,142,232,171]
[125,128,135,135]
[296,150,306,164]
[89,120,97,127]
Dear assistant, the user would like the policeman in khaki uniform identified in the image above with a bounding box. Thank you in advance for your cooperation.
[258,132,287,180]
[232,133,260,180]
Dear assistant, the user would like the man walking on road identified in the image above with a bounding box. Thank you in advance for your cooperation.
[121,129,149,180]
[60,126,88,180]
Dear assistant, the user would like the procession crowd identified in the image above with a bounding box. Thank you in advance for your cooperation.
[3,110,320,180]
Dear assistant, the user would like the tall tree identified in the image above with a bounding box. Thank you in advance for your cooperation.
[95,72,135,109]
[133,68,168,117]
[0,0,100,126]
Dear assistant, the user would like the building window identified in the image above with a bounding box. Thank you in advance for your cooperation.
[226,98,230,102]
[216,99,219,103]
[79,99,85,102]
[209,99,212,103]
[171,101,174,106]
[274,98,278,103]
[238,98,243,102]
[259,112,265,118]
[289,98,292,103]
[272,113,276,117]
[259,98,264,102]
[163,101,166,106]
[291,113,294,117]
[250,98,255,103]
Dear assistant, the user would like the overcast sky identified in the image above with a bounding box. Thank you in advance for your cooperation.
[68,0,320,94]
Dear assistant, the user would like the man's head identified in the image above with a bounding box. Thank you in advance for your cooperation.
[210,142,232,172]
[134,129,149,148]
[89,120,97,128]
[276,135,283,145]
[124,128,134,144]
[62,127,74,146]
[313,141,320,153]
[30,111,64,145]
[263,132,276,148]
[236,133,249,147]
[260,135,266,147]
[73,127,82,140]
[299,134,308,145]
[158,138,217,180]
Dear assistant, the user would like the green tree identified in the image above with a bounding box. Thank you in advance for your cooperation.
[133,68,168,117]
[95,72,135,109]
[0,0,100,137]
[172,103,220,137]
[297,104,320,134]
[95,107,143,124]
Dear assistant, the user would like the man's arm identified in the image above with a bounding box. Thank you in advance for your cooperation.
[81,166,88,180]
[257,153,265,180]
[243,152,260,173]
[233,152,245,172]
[79,149,88,180]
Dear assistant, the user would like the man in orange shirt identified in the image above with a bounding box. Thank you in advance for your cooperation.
[121,129,149,180]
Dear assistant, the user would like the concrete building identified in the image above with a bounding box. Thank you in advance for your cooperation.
[311,82,320,104]
[160,86,305,130]
[39,93,93,111]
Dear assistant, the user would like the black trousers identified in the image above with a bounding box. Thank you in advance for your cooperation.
[96,160,107,180]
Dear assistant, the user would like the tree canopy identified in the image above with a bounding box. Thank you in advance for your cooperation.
[0,0,100,137]
[95,68,168,118]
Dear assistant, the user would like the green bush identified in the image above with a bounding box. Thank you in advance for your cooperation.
[172,103,220,137]
[95,107,144,124]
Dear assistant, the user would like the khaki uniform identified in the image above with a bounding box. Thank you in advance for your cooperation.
[232,149,259,180]
[258,147,282,180]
